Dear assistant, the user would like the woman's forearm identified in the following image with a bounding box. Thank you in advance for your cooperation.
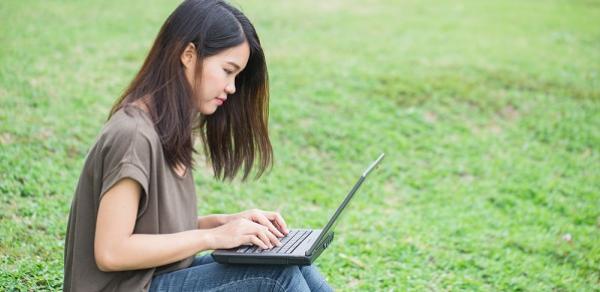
[95,229,213,272]
[197,214,232,229]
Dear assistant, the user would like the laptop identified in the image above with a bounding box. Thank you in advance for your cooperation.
[212,153,385,265]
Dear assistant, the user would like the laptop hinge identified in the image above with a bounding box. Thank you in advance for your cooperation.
[305,232,334,256]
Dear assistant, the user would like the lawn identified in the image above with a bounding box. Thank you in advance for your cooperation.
[0,0,599,290]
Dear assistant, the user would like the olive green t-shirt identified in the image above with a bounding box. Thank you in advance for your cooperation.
[64,105,198,292]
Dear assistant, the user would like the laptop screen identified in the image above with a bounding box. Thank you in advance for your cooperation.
[305,153,385,256]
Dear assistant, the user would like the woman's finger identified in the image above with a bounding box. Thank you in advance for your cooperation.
[246,235,268,249]
[262,225,282,247]
[253,213,284,238]
[253,225,274,249]
[248,220,281,247]
[265,211,289,235]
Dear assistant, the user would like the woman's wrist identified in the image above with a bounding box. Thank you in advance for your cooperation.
[194,229,214,251]
[216,214,235,225]
[223,213,239,224]
[197,214,234,229]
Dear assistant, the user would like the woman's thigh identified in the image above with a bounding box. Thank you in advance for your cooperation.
[150,256,311,292]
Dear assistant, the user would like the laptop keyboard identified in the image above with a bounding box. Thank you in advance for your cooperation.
[235,229,313,254]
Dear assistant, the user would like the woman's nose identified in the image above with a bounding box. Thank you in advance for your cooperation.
[225,83,236,94]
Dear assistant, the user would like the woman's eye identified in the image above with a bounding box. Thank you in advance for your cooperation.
[224,68,233,74]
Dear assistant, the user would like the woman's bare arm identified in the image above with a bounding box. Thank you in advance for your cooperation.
[94,178,282,272]
[197,214,229,229]
[94,178,211,272]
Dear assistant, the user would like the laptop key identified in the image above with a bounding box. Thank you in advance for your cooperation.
[287,230,312,254]
[236,246,250,253]
[282,230,309,254]
[279,230,298,244]
[286,230,310,254]
[270,244,284,253]
[280,231,304,253]
[239,229,313,254]
[263,231,299,254]
[245,245,259,253]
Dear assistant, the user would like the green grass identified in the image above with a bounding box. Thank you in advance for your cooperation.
[1,0,599,290]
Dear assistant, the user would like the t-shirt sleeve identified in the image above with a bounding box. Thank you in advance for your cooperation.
[98,121,153,217]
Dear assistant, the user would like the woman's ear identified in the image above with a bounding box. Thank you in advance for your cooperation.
[180,43,197,69]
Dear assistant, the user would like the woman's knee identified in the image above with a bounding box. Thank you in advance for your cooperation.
[279,265,303,278]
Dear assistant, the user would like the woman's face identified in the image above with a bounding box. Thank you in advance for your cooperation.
[182,42,250,115]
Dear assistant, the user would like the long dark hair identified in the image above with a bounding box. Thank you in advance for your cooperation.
[109,0,272,181]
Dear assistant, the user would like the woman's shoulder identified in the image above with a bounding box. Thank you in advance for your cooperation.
[83,106,160,168]
[100,106,159,146]
[81,107,160,167]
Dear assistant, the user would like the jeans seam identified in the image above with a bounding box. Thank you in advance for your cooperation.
[208,276,286,292]
[313,280,326,292]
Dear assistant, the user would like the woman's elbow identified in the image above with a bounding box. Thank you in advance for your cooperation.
[94,246,122,272]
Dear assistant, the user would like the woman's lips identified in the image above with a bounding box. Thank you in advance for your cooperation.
[215,98,224,105]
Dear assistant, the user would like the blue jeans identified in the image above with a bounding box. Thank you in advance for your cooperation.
[149,255,333,291]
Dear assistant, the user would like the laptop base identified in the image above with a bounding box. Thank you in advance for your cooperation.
[212,229,334,265]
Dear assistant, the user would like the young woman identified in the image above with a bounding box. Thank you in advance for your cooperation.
[63,1,332,291]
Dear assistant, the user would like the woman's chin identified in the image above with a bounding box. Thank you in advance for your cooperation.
[198,105,218,115]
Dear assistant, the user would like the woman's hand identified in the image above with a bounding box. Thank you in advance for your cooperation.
[206,218,283,250]
[230,209,289,237]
